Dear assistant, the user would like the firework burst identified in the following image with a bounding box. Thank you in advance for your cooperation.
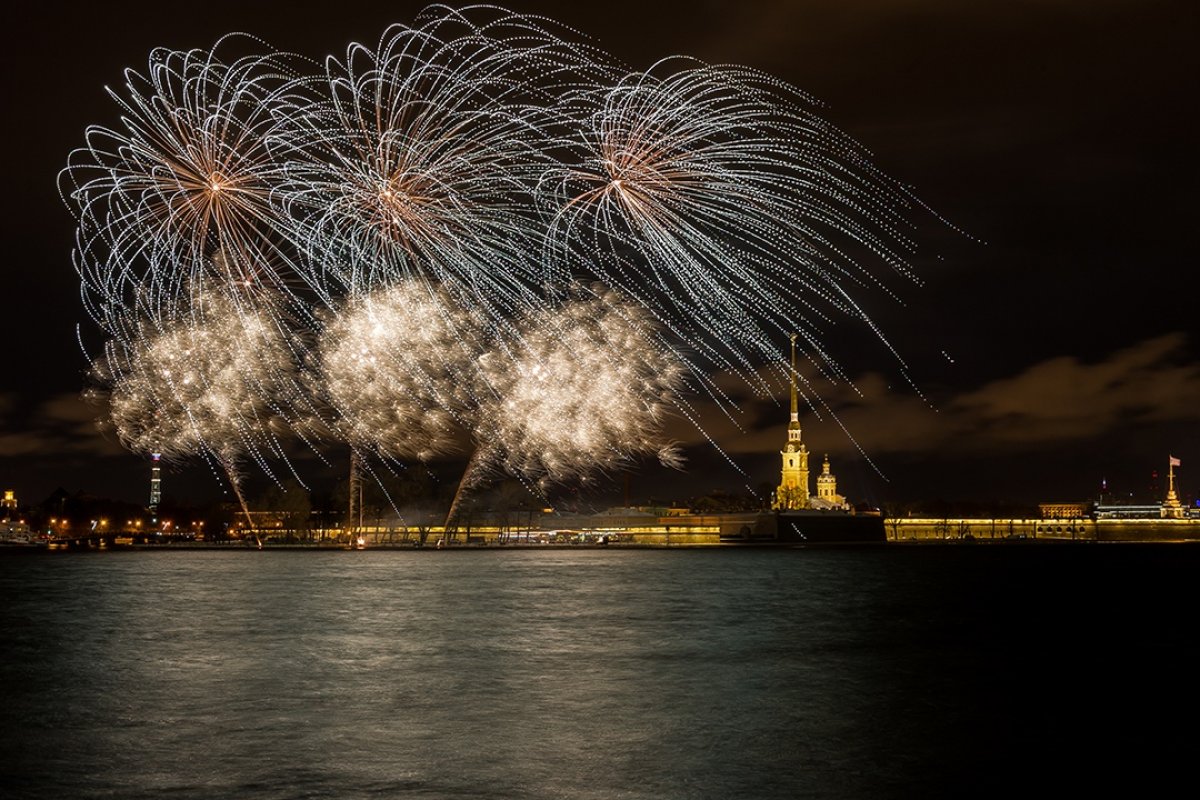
[93,287,314,521]
[315,279,487,463]
[484,289,684,483]
[60,38,313,331]
[541,59,927,394]
[445,287,685,523]
[270,6,608,319]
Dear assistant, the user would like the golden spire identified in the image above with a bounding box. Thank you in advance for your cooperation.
[789,333,798,418]
[785,333,803,446]
[773,332,810,511]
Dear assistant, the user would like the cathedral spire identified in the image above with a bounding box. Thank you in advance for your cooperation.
[789,333,798,420]
[773,333,810,510]
[786,333,801,444]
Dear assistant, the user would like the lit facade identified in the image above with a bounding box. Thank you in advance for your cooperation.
[1039,503,1088,519]
[812,455,848,510]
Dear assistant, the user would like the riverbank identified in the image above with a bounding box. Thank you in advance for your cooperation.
[7,535,1200,553]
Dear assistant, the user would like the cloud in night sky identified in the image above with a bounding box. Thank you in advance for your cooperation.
[0,392,123,460]
[680,333,1200,459]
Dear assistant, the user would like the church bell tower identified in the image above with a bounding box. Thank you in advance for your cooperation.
[772,334,810,510]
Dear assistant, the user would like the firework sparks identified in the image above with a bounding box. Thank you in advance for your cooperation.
[92,287,313,521]
[485,289,684,483]
[542,60,927,394]
[316,280,486,463]
[60,38,313,331]
[271,7,607,320]
[446,288,685,524]
[63,7,941,504]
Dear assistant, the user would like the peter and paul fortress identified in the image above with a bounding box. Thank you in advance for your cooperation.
[771,334,809,510]
[771,334,848,512]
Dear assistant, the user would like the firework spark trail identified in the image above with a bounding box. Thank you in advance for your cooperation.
[60,37,316,334]
[92,288,316,523]
[270,6,616,325]
[542,59,928,400]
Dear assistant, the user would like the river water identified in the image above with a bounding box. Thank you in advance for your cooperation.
[2,545,1197,798]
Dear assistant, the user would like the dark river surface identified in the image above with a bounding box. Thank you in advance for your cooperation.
[2,545,1198,798]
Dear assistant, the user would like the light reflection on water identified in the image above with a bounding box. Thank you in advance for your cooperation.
[2,547,1197,798]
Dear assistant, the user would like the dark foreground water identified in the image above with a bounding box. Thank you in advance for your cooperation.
[2,546,1198,799]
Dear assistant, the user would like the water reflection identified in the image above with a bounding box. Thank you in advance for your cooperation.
[2,547,1196,798]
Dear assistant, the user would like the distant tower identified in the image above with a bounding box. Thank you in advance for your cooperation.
[1,490,15,515]
[1162,456,1183,519]
[772,334,810,510]
[149,454,162,512]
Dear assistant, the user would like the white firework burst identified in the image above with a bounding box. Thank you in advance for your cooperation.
[446,287,685,523]
[315,279,487,462]
[541,59,928,395]
[60,38,314,331]
[93,287,315,520]
[271,6,608,319]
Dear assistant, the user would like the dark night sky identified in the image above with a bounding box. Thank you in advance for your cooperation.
[2,0,1197,511]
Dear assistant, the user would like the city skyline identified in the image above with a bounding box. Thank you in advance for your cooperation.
[2,0,1196,508]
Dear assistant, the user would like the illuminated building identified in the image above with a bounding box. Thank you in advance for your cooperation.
[769,336,852,512]
[1093,457,1189,520]
[2,490,15,514]
[771,334,809,510]
[1039,503,1088,519]
[812,455,848,511]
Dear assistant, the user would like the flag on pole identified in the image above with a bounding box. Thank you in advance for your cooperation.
[1169,456,1181,467]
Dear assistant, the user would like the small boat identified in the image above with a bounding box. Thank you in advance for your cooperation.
[0,527,46,550]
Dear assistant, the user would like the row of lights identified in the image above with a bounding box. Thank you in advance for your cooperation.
[43,518,205,534]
